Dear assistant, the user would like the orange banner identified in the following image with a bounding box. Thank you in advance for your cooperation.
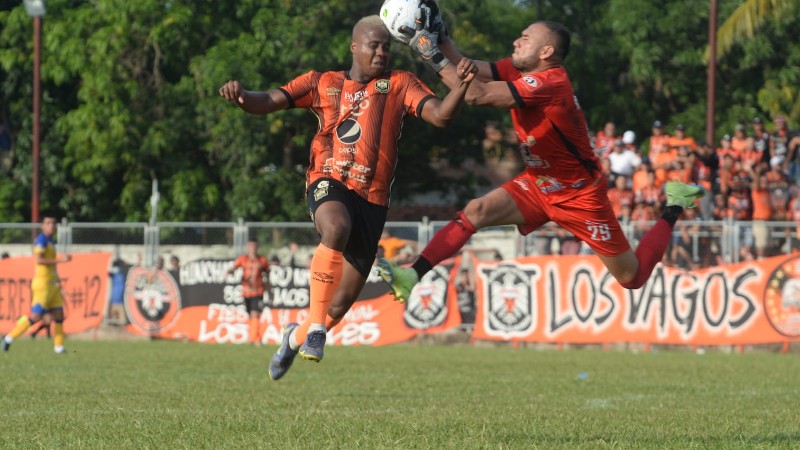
[0,253,111,334]
[125,258,462,346]
[472,254,800,345]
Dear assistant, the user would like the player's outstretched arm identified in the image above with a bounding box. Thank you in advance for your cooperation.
[437,63,518,110]
[419,58,477,128]
[419,0,494,82]
[219,80,289,115]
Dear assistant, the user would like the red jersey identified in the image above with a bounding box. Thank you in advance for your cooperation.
[492,59,598,200]
[233,255,269,298]
[280,70,435,207]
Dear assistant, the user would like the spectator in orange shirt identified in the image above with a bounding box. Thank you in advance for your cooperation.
[607,175,634,220]
[716,134,737,163]
[595,121,617,159]
[378,230,416,262]
[667,124,697,152]
[731,123,749,155]
[647,120,670,158]
[750,172,773,258]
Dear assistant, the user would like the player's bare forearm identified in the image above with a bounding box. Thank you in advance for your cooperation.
[219,81,288,115]
[423,59,477,127]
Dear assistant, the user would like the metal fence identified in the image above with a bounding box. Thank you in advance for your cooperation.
[1,219,798,268]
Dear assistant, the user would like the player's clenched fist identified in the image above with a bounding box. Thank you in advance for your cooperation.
[456,58,477,83]
[219,80,247,105]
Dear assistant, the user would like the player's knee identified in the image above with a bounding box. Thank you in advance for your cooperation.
[317,219,351,249]
[463,199,489,227]
[616,270,641,289]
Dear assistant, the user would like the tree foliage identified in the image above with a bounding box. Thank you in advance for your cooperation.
[0,0,797,222]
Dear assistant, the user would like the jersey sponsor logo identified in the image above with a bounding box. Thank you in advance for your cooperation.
[523,76,538,90]
[336,118,362,144]
[375,79,390,94]
[313,180,330,201]
[519,136,551,168]
[535,176,564,194]
[403,265,449,329]
[124,266,182,334]
[514,178,531,191]
[482,263,539,337]
[326,87,341,96]
[763,255,800,337]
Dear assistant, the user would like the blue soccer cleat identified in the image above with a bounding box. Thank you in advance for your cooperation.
[268,323,298,381]
[299,330,326,363]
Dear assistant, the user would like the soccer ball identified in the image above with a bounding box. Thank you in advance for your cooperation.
[380,0,420,44]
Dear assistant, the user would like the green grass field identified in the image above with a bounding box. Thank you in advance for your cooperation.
[1,340,798,449]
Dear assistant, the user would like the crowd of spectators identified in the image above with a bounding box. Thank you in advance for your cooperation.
[593,116,800,268]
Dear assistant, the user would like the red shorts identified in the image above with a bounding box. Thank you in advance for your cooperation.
[501,172,631,257]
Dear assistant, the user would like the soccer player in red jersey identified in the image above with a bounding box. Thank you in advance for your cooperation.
[378,4,705,301]
[220,16,476,380]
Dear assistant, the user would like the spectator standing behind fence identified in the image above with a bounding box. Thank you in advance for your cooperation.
[751,117,771,167]
[108,259,127,325]
[2,213,70,354]
[225,238,271,346]
[731,123,749,156]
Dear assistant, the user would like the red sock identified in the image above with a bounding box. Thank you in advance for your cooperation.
[420,211,476,268]
[620,218,673,289]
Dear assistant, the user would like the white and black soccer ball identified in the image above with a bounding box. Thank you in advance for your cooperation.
[379,0,421,44]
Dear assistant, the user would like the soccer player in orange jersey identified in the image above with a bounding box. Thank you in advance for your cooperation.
[379,2,704,301]
[220,15,476,380]
[225,238,271,345]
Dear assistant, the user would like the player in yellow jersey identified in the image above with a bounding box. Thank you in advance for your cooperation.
[2,214,71,354]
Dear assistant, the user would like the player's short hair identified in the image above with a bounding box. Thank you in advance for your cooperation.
[247,237,258,244]
[353,15,387,39]
[40,210,59,222]
[538,20,571,61]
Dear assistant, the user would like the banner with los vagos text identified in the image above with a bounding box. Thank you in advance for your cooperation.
[0,253,111,334]
[472,254,800,344]
[124,257,463,345]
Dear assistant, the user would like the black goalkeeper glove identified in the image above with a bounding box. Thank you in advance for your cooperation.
[398,6,449,73]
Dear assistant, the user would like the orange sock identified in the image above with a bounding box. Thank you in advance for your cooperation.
[308,244,343,326]
[249,317,259,343]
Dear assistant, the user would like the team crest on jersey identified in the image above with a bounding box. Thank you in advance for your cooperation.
[523,76,539,90]
[124,266,182,335]
[326,87,341,96]
[314,180,330,201]
[482,263,539,338]
[375,79,390,94]
[403,265,450,329]
[336,118,362,144]
[763,255,800,337]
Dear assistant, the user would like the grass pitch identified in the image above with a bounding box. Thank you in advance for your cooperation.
[1,340,798,449]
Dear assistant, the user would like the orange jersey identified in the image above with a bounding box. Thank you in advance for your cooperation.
[492,59,598,200]
[233,255,269,298]
[280,70,435,206]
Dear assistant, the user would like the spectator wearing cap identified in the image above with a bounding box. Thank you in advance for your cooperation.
[668,124,698,152]
[769,115,794,179]
[647,120,670,158]
[750,117,771,166]
[608,137,641,182]
[716,134,737,163]
[594,121,617,159]
[622,130,639,153]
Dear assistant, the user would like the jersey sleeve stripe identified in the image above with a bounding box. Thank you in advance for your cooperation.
[490,62,500,81]
[277,87,295,109]
[416,94,436,118]
[506,82,525,109]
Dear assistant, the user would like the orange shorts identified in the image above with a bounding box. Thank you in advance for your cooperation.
[501,172,631,257]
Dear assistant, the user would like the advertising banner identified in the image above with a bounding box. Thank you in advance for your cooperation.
[0,253,111,334]
[124,257,463,346]
[472,254,800,345]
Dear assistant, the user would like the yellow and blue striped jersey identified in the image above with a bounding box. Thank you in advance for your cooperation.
[33,232,57,283]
